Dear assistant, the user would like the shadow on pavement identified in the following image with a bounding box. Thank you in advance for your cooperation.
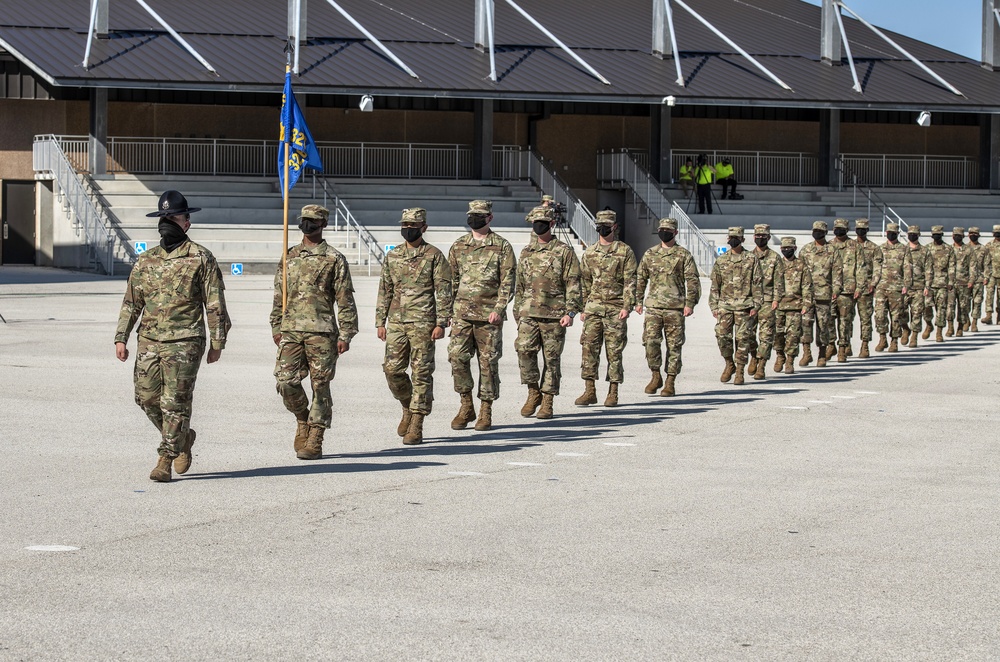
[183,460,446,480]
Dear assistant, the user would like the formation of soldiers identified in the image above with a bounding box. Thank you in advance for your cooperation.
[115,191,999,482]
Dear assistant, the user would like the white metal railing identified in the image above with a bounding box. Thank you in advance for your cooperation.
[314,175,383,275]
[836,156,908,236]
[598,151,716,275]
[839,153,979,189]
[32,137,127,275]
[600,149,819,187]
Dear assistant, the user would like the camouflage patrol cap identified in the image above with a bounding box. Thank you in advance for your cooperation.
[969,226,981,234]
[993,224,1000,233]
[855,218,870,229]
[886,223,900,232]
[931,225,945,234]
[908,225,922,236]
[658,217,678,231]
[727,226,744,238]
[753,224,771,235]
[299,204,329,221]
[780,236,796,248]
[595,210,617,225]
[812,221,828,232]
[467,199,492,215]
[400,208,427,225]
[526,206,554,223]
[541,195,554,202]
[953,227,965,236]
[834,218,850,229]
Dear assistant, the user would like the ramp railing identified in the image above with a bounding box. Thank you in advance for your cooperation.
[314,175,383,274]
[836,156,909,235]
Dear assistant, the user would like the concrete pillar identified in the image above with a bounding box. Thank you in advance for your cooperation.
[96,0,108,38]
[819,109,840,189]
[979,113,1000,190]
[473,99,493,180]
[821,0,842,65]
[649,105,671,183]
[88,87,108,176]
[984,0,1000,70]
[474,0,492,52]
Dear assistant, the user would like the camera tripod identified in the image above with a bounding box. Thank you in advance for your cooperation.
[685,164,723,216]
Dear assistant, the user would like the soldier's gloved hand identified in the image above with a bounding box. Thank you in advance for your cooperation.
[618,309,628,320]
[377,326,387,341]
[272,333,282,346]
[431,326,445,340]
[560,315,573,328]
[207,348,222,364]
[115,342,129,362]
[337,340,350,355]
[683,307,693,317]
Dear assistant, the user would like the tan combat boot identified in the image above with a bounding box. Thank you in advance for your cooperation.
[474,401,492,431]
[908,331,918,348]
[963,320,970,332]
[753,361,766,381]
[773,353,785,373]
[798,344,813,367]
[921,325,931,340]
[901,327,910,345]
[859,340,870,358]
[293,415,309,453]
[536,394,554,420]
[403,414,424,445]
[604,383,619,407]
[817,344,828,367]
[956,324,964,337]
[149,455,172,483]
[451,393,477,430]
[397,404,413,438]
[847,344,854,357]
[875,334,888,352]
[946,321,954,337]
[936,327,944,342]
[784,361,795,374]
[837,346,847,363]
[521,384,542,417]
[660,375,676,397]
[297,426,324,460]
[720,360,736,382]
[972,319,979,332]
[174,428,196,475]
[575,380,598,406]
[644,371,663,394]
[748,356,759,375]
[826,344,836,360]
[733,364,746,385]
[888,338,899,352]
[982,314,993,325]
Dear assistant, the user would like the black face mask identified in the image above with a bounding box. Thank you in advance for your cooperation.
[994,233,1000,240]
[532,221,551,236]
[754,237,768,248]
[812,231,826,241]
[834,228,848,238]
[596,225,614,237]
[970,234,980,243]
[658,230,675,244]
[401,227,423,243]
[158,218,188,252]
[886,232,899,242]
[467,215,489,231]
[857,229,868,239]
[908,234,919,243]
[953,236,964,244]
[299,218,323,235]
[727,236,742,248]
[932,234,944,245]
[781,248,795,259]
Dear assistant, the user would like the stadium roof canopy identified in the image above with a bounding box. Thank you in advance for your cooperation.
[2,0,999,112]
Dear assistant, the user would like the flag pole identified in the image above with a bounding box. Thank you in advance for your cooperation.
[281,48,292,313]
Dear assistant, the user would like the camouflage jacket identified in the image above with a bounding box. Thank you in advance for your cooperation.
[799,242,843,301]
[969,243,989,284]
[984,241,1000,280]
[778,257,814,311]
[709,249,763,312]
[953,244,976,286]
[636,244,701,311]
[269,240,359,341]
[855,238,882,291]
[376,241,453,327]
[115,240,231,349]
[753,246,786,304]
[925,242,956,289]
[580,240,638,316]
[514,236,582,320]
[831,239,864,296]
[876,242,913,293]
[448,231,516,322]
[907,243,931,289]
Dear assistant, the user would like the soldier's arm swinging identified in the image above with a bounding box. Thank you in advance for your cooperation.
[431,250,454,340]
[201,254,231,364]
[114,266,145,362]
[333,256,359,354]
[493,243,517,325]
[561,249,583,327]
[270,261,285,345]
[621,247,638,319]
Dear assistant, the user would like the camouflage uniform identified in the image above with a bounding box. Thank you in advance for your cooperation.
[775,237,813,360]
[830,219,864,351]
[579,211,637,384]
[800,221,844,354]
[854,219,882,345]
[967,227,988,324]
[376,209,453,415]
[925,225,956,330]
[749,224,785,364]
[116,239,231,459]
[983,226,1000,320]
[874,224,913,340]
[636,218,701,377]
[709,227,763,370]
[270,217,358,429]
[906,226,932,337]
[514,209,582,396]
[948,227,975,333]
[447,200,516,402]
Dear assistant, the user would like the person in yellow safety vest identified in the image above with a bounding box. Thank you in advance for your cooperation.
[678,158,694,199]
[694,155,716,215]
[715,157,741,200]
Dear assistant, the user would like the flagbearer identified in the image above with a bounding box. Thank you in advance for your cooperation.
[271,205,358,460]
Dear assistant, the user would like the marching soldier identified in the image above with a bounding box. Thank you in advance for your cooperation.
[982,225,1000,325]
[774,237,812,374]
[948,227,975,337]
[376,208,453,445]
[905,225,931,347]
[271,204,358,460]
[830,218,863,362]
[514,206,582,419]
[635,217,701,397]
[576,210,637,408]
[447,200,516,432]
[923,225,955,343]
[799,221,843,367]
[709,227,762,385]
[115,190,231,482]
[748,224,784,381]
[854,218,882,356]
[968,227,987,331]
[873,223,912,353]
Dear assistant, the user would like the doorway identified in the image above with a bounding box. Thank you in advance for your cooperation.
[2,180,35,265]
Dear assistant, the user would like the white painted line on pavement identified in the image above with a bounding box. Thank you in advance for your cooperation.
[855,390,879,394]
[556,452,590,457]
[25,545,79,552]
[808,400,834,404]
[831,396,856,400]
[603,442,636,447]
[780,406,808,410]
[447,471,485,477]
[507,462,543,467]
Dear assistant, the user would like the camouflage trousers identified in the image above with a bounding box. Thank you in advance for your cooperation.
[835,294,857,347]
[856,293,874,341]
[801,300,833,348]
[971,283,985,319]
[775,310,803,357]
[384,321,437,415]
[749,305,777,361]
[948,285,972,328]
[714,310,754,365]
[642,308,685,376]
[874,289,906,338]
[580,313,627,383]
[928,287,950,328]
[448,318,503,401]
[516,317,567,395]
[133,337,205,458]
[985,278,999,314]
[274,331,338,428]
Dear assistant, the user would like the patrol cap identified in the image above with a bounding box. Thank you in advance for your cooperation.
[658,217,678,231]
[834,218,850,229]
[908,225,922,236]
[812,221,828,232]
[953,227,965,236]
[780,236,796,247]
[855,218,870,229]
[400,208,427,225]
[541,195,554,202]
[753,224,771,235]
[298,204,329,221]
[886,223,899,232]
[526,206,554,223]
[467,199,492,215]
[993,224,1000,233]
[595,210,617,225]
[727,226,744,238]
[931,225,945,234]
[969,226,981,234]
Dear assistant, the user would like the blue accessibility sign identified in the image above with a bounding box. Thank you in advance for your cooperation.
[134,241,147,254]
[384,244,395,254]
[715,246,728,256]
[231,263,243,276]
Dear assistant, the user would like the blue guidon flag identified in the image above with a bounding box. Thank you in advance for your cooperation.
[278,71,323,192]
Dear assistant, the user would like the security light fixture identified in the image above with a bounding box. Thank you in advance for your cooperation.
[917,111,931,127]
[359,95,374,112]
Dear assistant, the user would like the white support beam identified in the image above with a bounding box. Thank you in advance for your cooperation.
[673,0,792,91]
[989,3,1000,70]
[821,0,842,64]
[834,7,862,93]
[322,0,419,79]
[134,0,219,76]
[837,1,963,97]
[82,0,101,69]
[288,0,307,75]
[503,0,611,86]
[476,0,497,81]
[485,0,497,82]
[663,0,683,87]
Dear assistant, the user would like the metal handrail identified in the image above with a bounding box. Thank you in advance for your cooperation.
[523,149,596,248]
[597,151,716,276]
[314,175,383,275]
[836,156,909,235]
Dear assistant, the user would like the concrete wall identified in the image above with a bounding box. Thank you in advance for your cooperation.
[535,115,649,190]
